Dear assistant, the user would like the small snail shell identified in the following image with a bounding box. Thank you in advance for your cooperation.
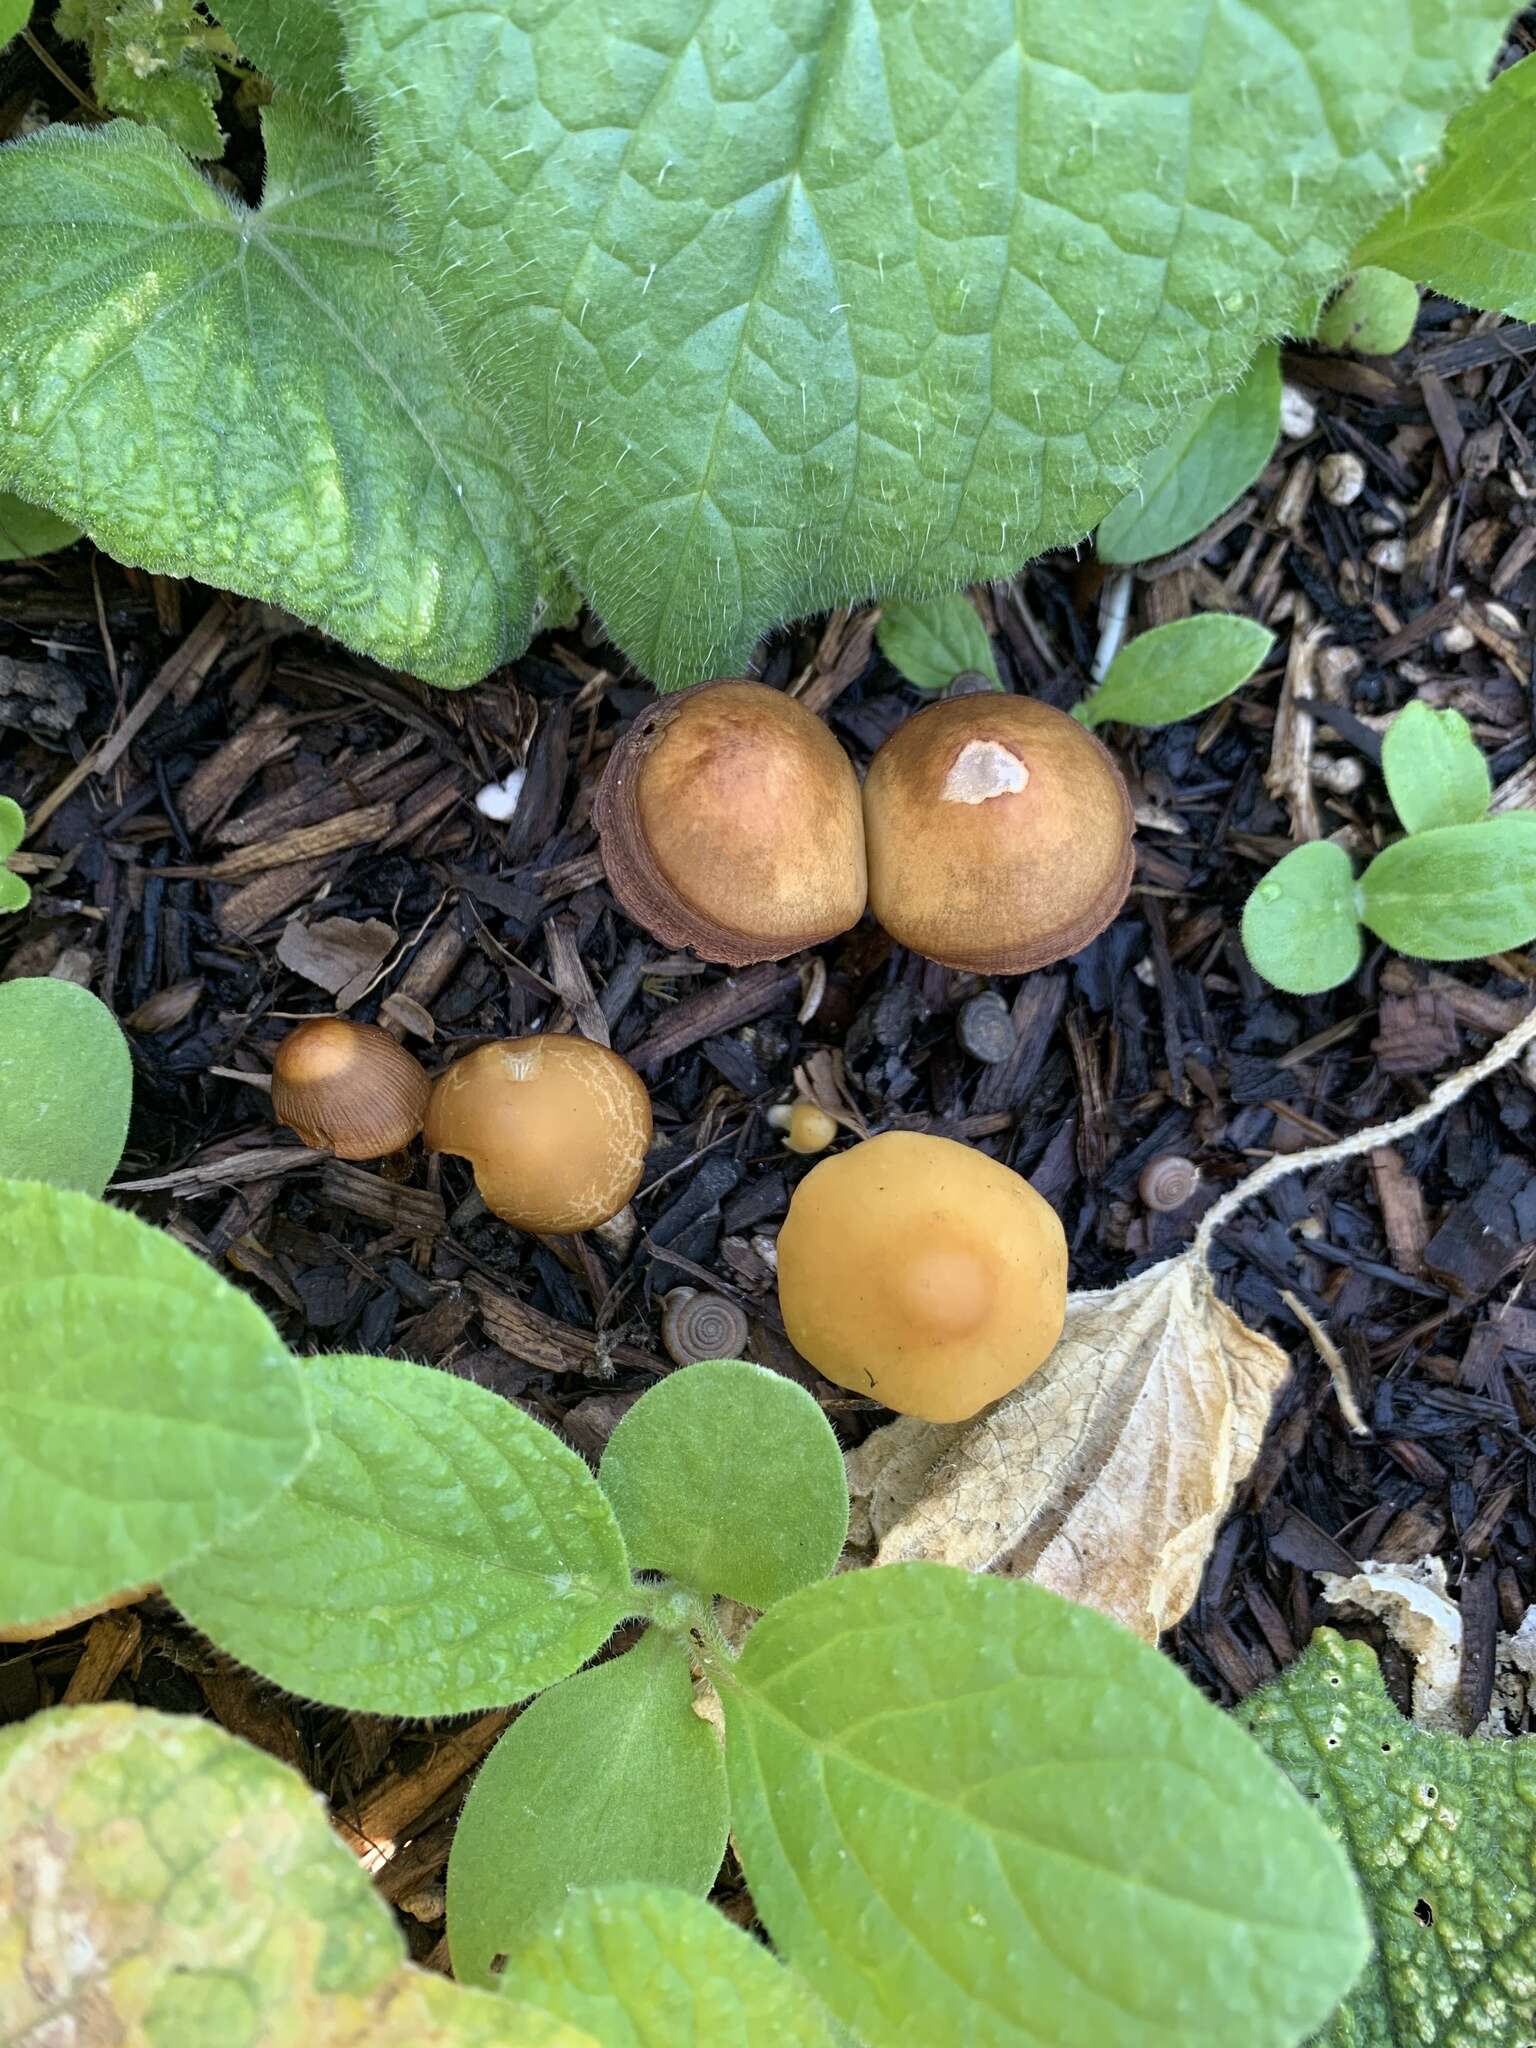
[661,1287,750,1367]
[272,1017,430,1159]
[1138,1154,1201,1212]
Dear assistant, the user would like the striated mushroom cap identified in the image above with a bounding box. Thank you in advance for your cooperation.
[861,694,1134,972]
[271,1017,430,1160]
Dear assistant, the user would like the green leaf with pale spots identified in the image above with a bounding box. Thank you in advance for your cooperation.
[166,1352,633,1715]
[337,0,1509,686]
[0,102,545,686]
[0,1177,313,1630]
[501,1885,837,2048]
[1240,1628,1536,2048]
[0,1703,595,2046]
[721,1562,1368,2048]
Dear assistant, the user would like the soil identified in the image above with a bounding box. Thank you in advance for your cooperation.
[4,10,1536,1973]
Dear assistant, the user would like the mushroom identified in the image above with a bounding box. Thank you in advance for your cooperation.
[594,681,867,966]
[271,1017,431,1159]
[860,695,1135,972]
[424,1034,652,1233]
[766,1100,839,1155]
[776,1130,1068,1422]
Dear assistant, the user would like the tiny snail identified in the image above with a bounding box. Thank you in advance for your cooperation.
[661,1287,750,1367]
[1138,1154,1201,1212]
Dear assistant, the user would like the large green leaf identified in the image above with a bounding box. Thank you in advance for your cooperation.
[1076,613,1274,730]
[1360,814,1536,960]
[876,594,1001,692]
[338,0,1508,686]
[501,1885,837,2048]
[1380,701,1490,835]
[1096,346,1281,564]
[1242,840,1363,995]
[0,488,81,560]
[0,102,542,686]
[448,1627,729,1988]
[597,1359,848,1610]
[0,1703,593,2046]
[212,0,347,104]
[1240,1628,1536,2048]
[0,977,133,1196]
[721,1562,1368,2048]
[1356,54,1536,322]
[166,1352,633,1714]
[0,1178,313,1628]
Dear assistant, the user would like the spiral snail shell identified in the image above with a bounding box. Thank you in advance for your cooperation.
[1138,1154,1201,1212]
[661,1288,750,1367]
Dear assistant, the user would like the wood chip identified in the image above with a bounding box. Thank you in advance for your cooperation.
[625,962,801,1073]
[198,1666,306,1774]
[466,1273,661,1378]
[179,705,297,834]
[335,1711,513,1865]
[277,915,397,1007]
[114,1144,314,1194]
[1369,1145,1430,1278]
[1371,989,1460,1074]
[319,1161,444,1235]
[60,1609,143,1705]
[175,803,396,882]
[217,858,331,939]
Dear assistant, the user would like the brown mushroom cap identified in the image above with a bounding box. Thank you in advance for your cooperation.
[776,1130,1067,1423]
[594,681,867,966]
[271,1017,431,1159]
[861,695,1134,972]
[424,1034,652,1233]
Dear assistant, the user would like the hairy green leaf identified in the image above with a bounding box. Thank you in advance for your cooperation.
[1096,346,1281,564]
[1360,813,1536,961]
[0,977,132,1195]
[0,489,81,560]
[167,1352,632,1714]
[1357,54,1536,322]
[1314,266,1419,353]
[1240,1628,1536,2048]
[448,1627,729,1988]
[876,594,1000,692]
[0,103,542,685]
[212,0,347,104]
[0,1178,312,1628]
[1241,840,1363,995]
[1380,701,1490,834]
[56,0,228,159]
[1076,613,1273,730]
[722,1562,1368,2048]
[338,0,1509,687]
[0,1704,593,2046]
[502,1885,837,2048]
[598,1359,848,1610]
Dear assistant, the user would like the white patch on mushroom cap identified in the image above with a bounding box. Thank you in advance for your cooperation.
[940,739,1029,805]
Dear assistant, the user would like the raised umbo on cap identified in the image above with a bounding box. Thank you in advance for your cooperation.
[271,1017,431,1160]
[776,1130,1068,1423]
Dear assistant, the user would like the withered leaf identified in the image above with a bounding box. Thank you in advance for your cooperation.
[846,1252,1289,1642]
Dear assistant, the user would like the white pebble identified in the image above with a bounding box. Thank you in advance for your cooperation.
[1280,383,1317,438]
[1368,538,1407,574]
[1319,451,1365,507]
[474,767,527,822]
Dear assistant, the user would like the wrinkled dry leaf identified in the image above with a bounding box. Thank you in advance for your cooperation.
[277,914,396,1007]
[1319,1556,1463,1730]
[847,1252,1289,1641]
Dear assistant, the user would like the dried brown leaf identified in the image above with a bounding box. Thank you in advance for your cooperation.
[848,1254,1288,1641]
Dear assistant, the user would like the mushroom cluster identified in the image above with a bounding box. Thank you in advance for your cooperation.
[595,679,1134,971]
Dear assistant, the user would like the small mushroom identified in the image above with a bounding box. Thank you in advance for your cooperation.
[271,1017,431,1159]
[1138,1154,1201,1212]
[860,695,1135,972]
[593,680,867,966]
[661,1287,750,1366]
[767,1100,839,1155]
[776,1130,1068,1423]
[424,1034,651,1233]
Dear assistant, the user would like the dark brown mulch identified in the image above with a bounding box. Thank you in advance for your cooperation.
[5,22,1536,1971]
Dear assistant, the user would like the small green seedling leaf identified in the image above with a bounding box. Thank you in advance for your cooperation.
[1241,840,1363,996]
[56,0,228,159]
[1097,346,1281,565]
[1356,53,1536,323]
[0,1,31,50]
[0,1704,591,2046]
[1380,701,1491,834]
[0,490,81,561]
[0,1178,313,1628]
[1314,267,1420,354]
[0,794,30,913]
[448,1627,729,1989]
[875,595,1000,693]
[1240,1628,1536,2048]
[721,1563,1368,2048]
[0,978,132,1195]
[1360,813,1536,961]
[1076,613,1274,731]
[0,104,542,686]
[501,1885,837,2048]
[166,1352,632,1715]
[598,1359,848,1610]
